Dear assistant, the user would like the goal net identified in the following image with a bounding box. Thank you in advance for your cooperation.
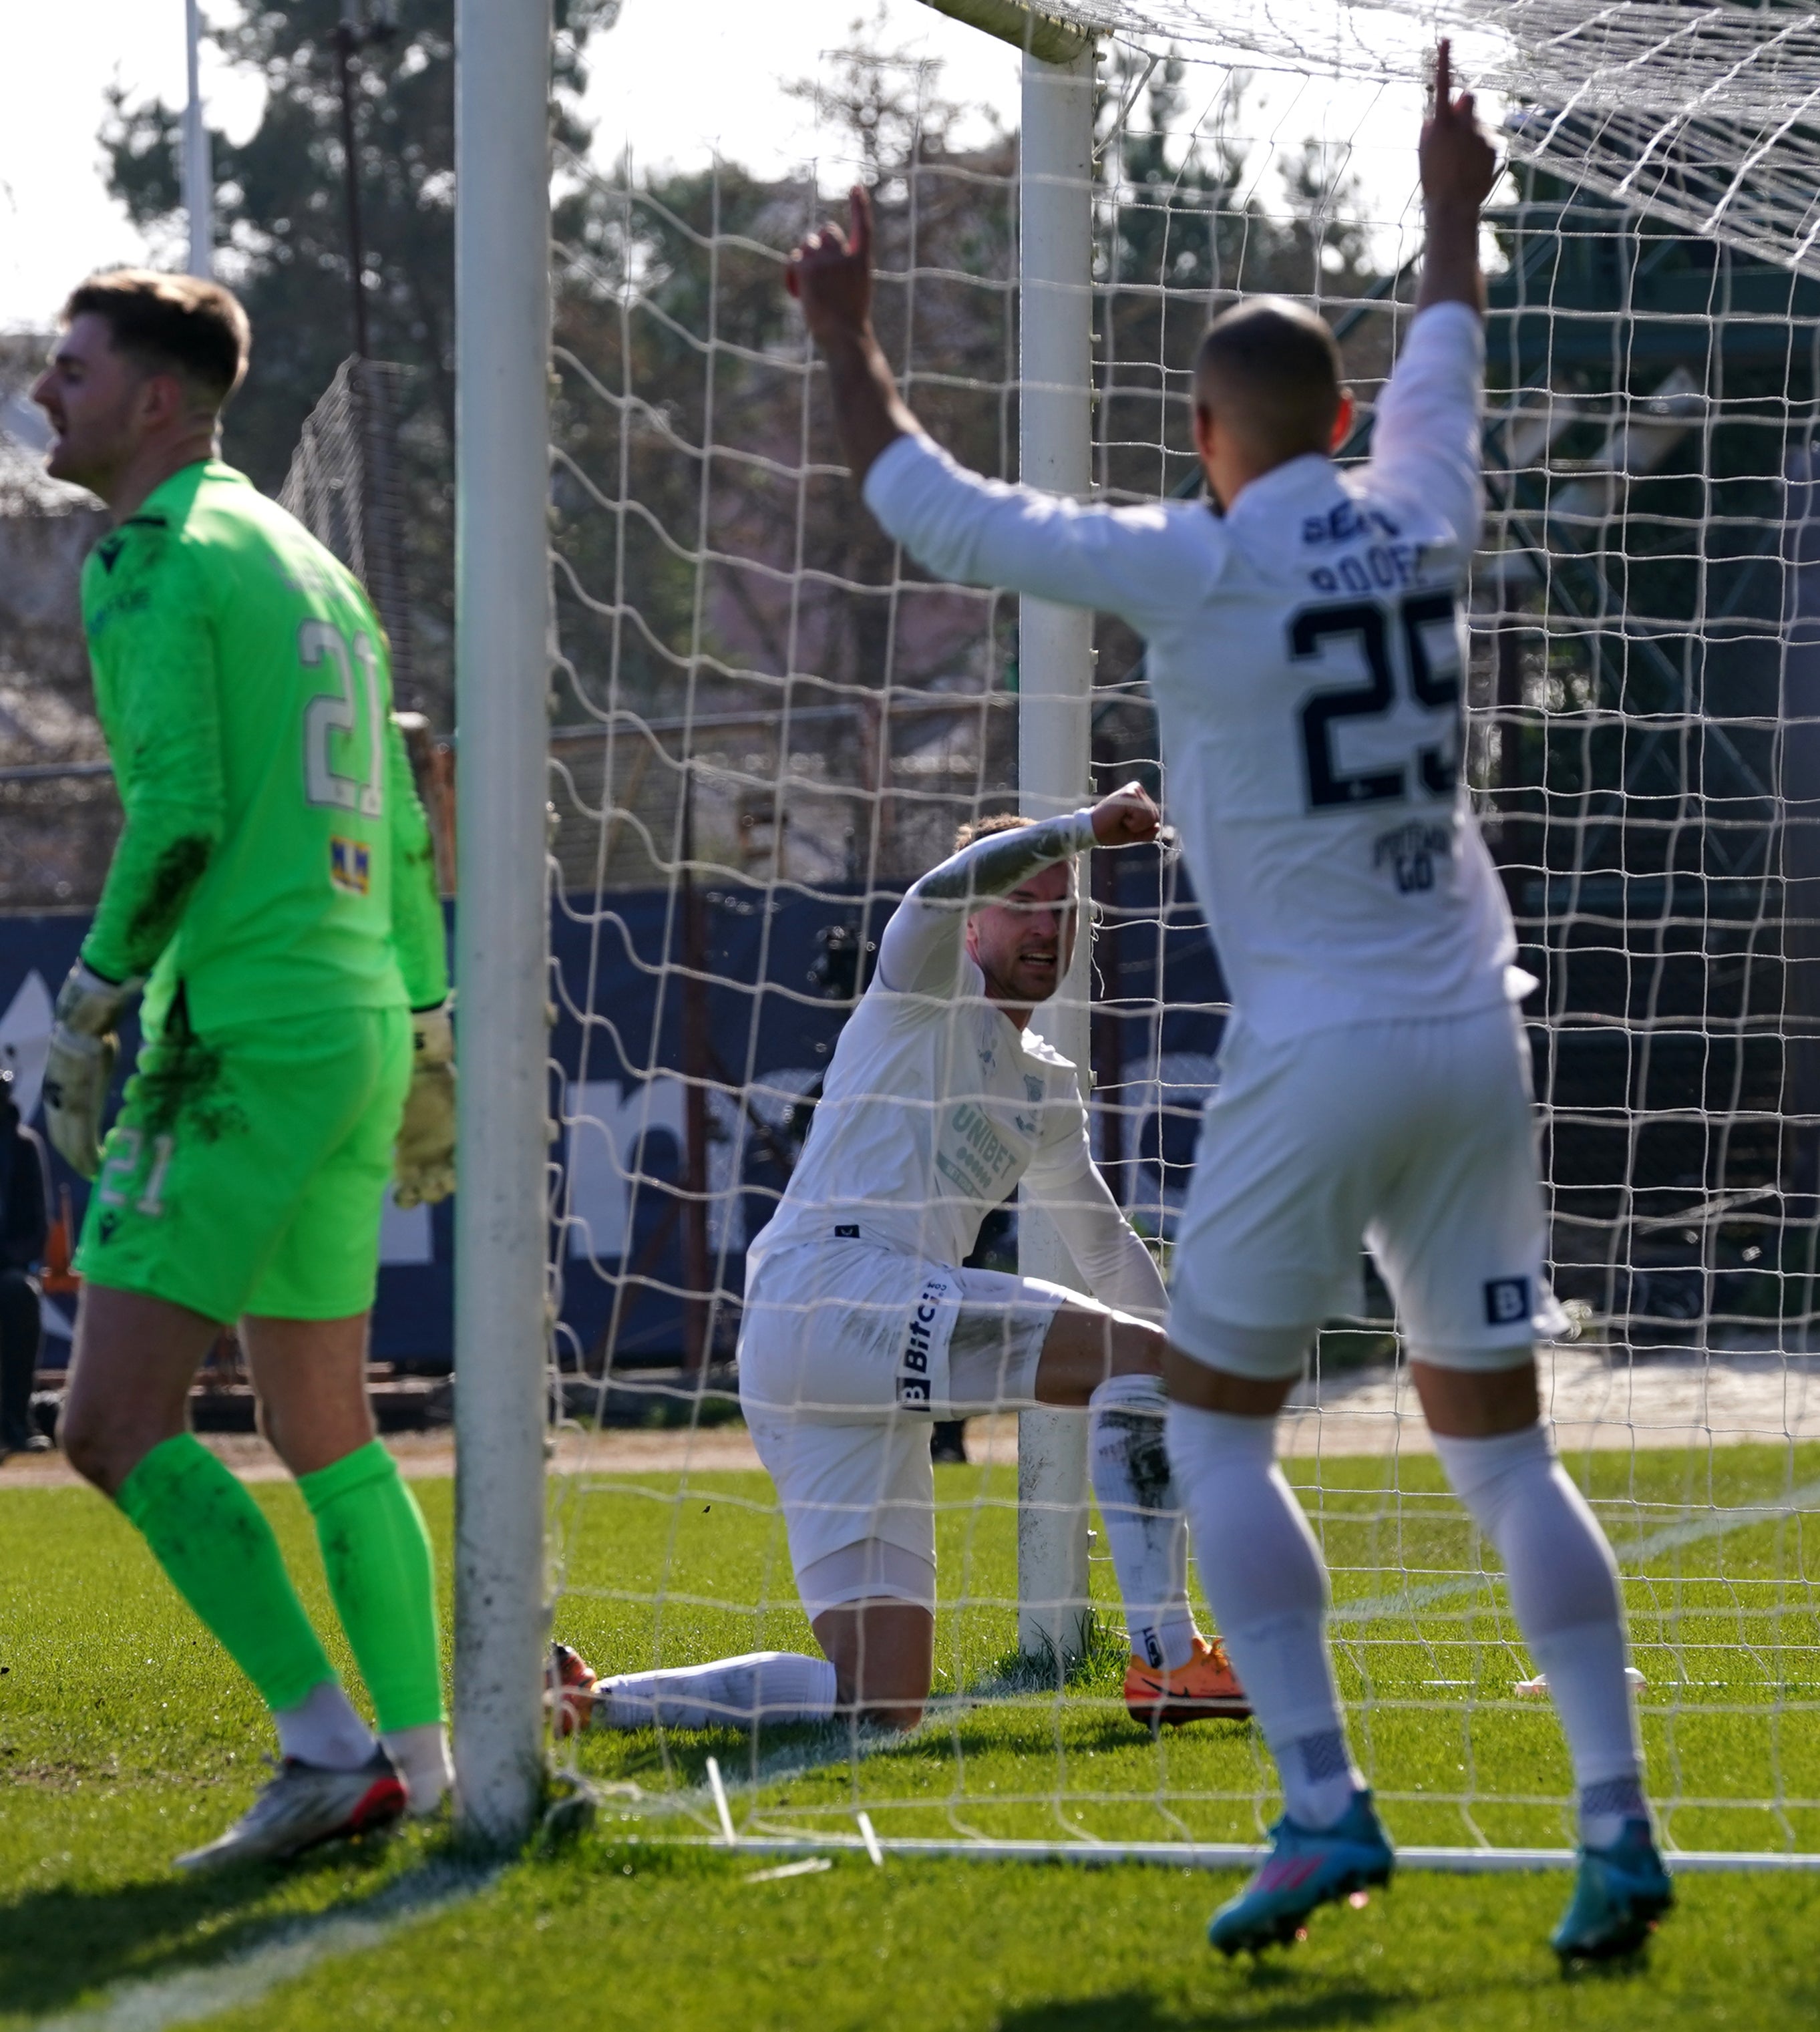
[465,0,1820,1865]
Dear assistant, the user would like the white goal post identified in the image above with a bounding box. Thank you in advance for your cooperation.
[451,0,554,1848]
[1013,40,1099,1672]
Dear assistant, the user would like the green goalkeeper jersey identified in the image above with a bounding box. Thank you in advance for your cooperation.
[79,459,448,1033]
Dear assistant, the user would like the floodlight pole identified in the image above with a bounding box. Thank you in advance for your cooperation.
[182,0,212,279]
[453,0,554,1848]
[1016,43,1097,1670]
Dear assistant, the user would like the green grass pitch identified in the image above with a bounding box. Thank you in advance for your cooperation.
[4,1444,1819,2029]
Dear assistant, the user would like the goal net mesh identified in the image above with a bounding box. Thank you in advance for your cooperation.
[514,6,1820,1860]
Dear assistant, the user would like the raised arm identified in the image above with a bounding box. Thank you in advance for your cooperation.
[1414,41,1497,321]
[878,810,1095,998]
[788,189,1202,626]
[878,783,1160,997]
[1370,41,1499,553]
[786,186,913,486]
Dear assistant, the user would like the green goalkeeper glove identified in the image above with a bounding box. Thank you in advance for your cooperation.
[394,1000,456,1208]
[43,961,138,1179]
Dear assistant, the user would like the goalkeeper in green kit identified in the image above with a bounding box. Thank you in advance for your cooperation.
[31,272,458,1870]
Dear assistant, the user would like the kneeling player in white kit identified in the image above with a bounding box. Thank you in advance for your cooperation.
[780,43,1668,1965]
[557,784,1248,1735]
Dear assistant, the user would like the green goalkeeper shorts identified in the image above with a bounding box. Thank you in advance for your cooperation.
[76,999,412,1323]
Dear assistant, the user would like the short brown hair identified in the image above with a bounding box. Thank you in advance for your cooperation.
[62,269,250,409]
[954,810,1030,852]
[1196,297,1343,462]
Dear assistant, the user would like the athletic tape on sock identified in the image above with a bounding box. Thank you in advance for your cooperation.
[1091,1375,1196,1669]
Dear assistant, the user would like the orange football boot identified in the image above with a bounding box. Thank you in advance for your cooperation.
[548,1641,599,1738]
[1124,1634,1250,1727]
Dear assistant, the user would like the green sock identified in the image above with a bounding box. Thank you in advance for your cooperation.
[116,1433,337,1713]
[300,1440,446,1734]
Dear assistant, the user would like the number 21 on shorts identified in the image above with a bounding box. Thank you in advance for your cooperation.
[97,1128,176,1219]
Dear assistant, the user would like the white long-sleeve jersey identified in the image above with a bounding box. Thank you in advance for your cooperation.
[864,301,1516,1043]
[747,814,1168,1319]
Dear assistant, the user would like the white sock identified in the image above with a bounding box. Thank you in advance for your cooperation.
[1165,1402,1361,1828]
[1431,1424,1646,1846]
[381,1722,453,1816]
[274,1678,377,1771]
[1090,1373,1197,1671]
[594,1651,838,1731]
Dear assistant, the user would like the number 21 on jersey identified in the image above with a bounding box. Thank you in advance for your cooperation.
[300,618,385,818]
[1290,589,1460,812]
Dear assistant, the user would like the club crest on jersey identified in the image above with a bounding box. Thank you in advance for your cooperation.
[898,1274,952,1409]
[330,835,371,896]
[1484,1277,1530,1327]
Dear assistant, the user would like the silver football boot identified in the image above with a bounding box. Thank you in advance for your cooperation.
[176,1745,407,1872]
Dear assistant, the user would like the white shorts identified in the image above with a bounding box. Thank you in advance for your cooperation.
[1168,1001,1566,1379]
[737,1236,1075,1590]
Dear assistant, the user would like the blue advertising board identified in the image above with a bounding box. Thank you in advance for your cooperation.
[1,857,1227,1370]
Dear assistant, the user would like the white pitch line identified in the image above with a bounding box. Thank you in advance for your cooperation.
[1332,1473,1820,1625]
[35,1860,496,2032]
[687,1833,1820,1875]
[743,1856,834,1884]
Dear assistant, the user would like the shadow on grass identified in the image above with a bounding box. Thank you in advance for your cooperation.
[994,1976,1415,2031]
[0,1831,420,2020]
[577,1701,1215,1809]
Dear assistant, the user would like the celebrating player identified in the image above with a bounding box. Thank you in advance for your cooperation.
[556,792,1248,1735]
[33,273,458,1869]
[781,44,1668,1963]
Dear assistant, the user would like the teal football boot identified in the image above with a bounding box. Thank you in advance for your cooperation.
[1552,1820,1673,1963]
[1208,1791,1394,1956]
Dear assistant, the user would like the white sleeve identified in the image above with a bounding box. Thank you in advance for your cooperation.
[876,806,1096,997]
[1025,1130,1169,1323]
[862,433,1208,633]
[1365,301,1485,556]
